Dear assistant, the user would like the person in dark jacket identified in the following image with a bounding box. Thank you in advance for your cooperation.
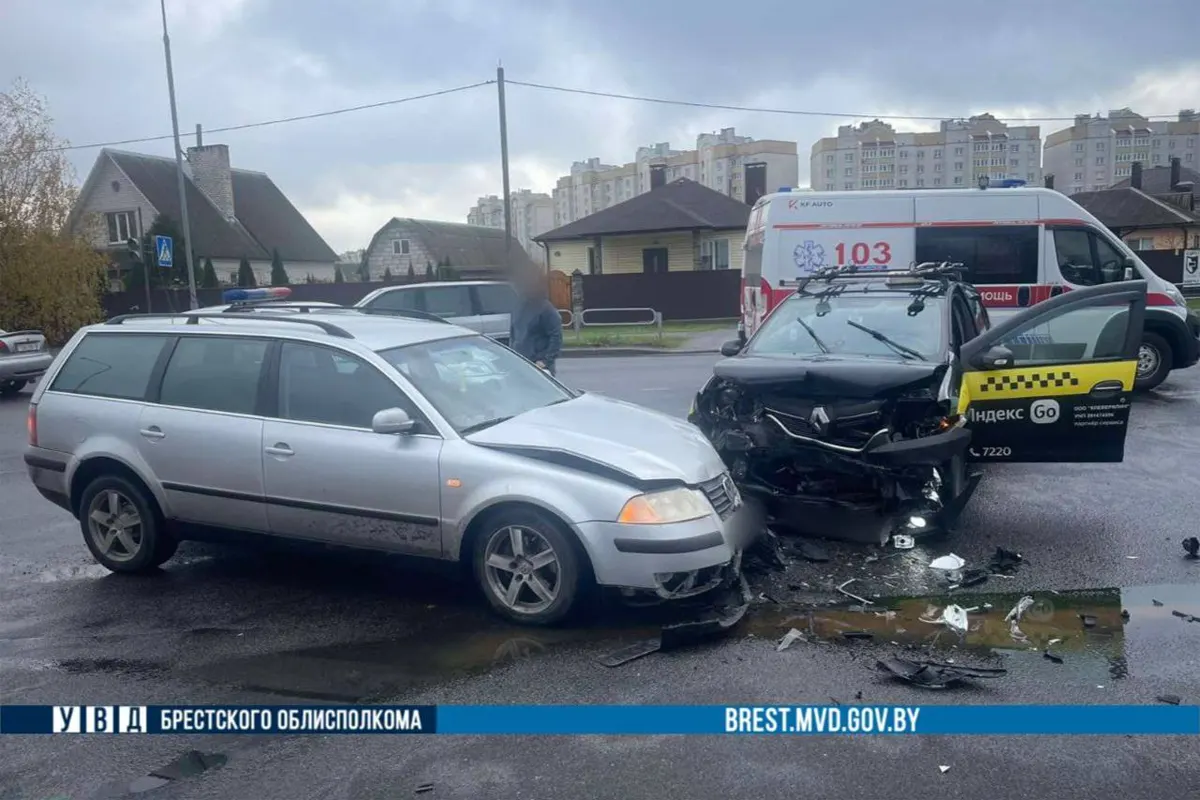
[508,268,563,375]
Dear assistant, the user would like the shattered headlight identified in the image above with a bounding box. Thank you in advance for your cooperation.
[618,488,711,525]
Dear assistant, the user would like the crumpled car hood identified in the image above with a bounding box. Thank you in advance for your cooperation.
[466,393,725,485]
[713,354,946,399]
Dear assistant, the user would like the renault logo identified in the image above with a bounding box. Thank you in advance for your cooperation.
[810,406,830,432]
[722,474,741,508]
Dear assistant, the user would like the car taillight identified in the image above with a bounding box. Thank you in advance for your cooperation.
[27,404,37,447]
[0,341,8,354]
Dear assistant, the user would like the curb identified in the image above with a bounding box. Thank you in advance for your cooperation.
[559,347,720,358]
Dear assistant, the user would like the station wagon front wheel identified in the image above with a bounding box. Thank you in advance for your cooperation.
[473,509,582,626]
[78,475,174,574]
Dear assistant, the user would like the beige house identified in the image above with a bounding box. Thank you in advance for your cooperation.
[535,179,751,276]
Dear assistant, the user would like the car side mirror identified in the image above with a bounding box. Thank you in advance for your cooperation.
[974,344,1014,370]
[372,407,415,435]
[720,340,743,357]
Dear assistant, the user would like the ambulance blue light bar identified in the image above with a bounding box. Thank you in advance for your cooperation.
[777,187,792,192]
[222,287,293,304]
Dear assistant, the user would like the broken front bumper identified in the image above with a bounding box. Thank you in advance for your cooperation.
[578,503,761,600]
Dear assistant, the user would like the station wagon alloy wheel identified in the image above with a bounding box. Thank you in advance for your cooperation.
[483,525,561,616]
[86,489,143,563]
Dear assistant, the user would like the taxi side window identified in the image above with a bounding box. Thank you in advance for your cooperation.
[996,303,1133,366]
[1052,228,1129,287]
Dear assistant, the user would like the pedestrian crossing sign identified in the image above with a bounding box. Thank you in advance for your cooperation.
[155,235,173,268]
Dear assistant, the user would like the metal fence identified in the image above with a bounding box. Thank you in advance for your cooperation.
[559,307,664,343]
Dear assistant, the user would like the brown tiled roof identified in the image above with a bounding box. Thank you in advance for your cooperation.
[367,219,536,270]
[535,178,751,241]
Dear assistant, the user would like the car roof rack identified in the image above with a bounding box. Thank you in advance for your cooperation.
[354,307,450,323]
[105,312,354,339]
[780,261,965,294]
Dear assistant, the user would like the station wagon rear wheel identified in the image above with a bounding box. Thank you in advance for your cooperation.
[78,475,174,573]
[0,380,25,397]
[473,509,582,626]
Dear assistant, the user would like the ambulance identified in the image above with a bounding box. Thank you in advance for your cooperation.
[739,183,1200,390]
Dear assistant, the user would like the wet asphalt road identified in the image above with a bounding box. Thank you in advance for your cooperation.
[2,357,1199,799]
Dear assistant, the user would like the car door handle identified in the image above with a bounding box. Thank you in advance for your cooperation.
[1089,380,1124,400]
[139,427,165,440]
[265,443,294,457]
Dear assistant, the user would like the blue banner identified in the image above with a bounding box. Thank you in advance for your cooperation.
[0,704,1195,735]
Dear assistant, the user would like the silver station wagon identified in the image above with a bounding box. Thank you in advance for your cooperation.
[24,311,753,624]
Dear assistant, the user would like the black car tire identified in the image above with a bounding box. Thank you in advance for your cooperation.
[78,475,174,574]
[1135,332,1171,392]
[0,379,26,397]
[472,507,584,626]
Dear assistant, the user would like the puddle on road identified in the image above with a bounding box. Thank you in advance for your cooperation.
[178,583,1200,702]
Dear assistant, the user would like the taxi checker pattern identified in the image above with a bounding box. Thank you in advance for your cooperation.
[978,371,1081,393]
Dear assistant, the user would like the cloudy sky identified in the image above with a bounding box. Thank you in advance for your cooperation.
[3,0,1198,252]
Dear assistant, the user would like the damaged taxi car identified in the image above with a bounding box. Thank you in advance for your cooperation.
[25,310,756,626]
[689,263,1148,544]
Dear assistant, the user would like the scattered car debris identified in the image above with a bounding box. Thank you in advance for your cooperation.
[939,766,951,774]
[1044,651,1064,664]
[744,529,788,574]
[1152,599,1164,607]
[988,547,1023,574]
[1079,614,1097,628]
[892,534,915,550]
[1125,555,1139,559]
[939,605,968,634]
[415,783,435,795]
[777,628,806,651]
[597,639,662,668]
[1184,537,1200,559]
[1156,694,1182,706]
[1121,610,1130,622]
[955,569,989,588]
[1170,609,1200,623]
[836,578,874,606]
[929,554,965,571]
[876,657,1006,689]
[854,690,863,700]
[1048,638,1063,646]
[795,540,831,563]
[842,631,874,641]
[1009,621,1029,644]
[1005,596,1035,622]
[128,751,227,794]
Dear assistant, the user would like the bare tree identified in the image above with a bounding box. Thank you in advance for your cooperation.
[0,79,106,343]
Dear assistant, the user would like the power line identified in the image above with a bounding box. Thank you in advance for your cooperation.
[36,81,495,154]
[505,79,1188,123]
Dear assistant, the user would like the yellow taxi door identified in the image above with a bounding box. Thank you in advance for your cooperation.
[957,280,1147,463]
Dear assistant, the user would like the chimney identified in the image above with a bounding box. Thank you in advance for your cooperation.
[1170,156,1182,191]
[1131,161,1142,190]
[1044,174,1054,190]
[649,164,667,190]
[186,143,235,220]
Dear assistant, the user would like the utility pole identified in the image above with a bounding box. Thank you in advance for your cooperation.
[160,0,199,309]
[497,64,513,273]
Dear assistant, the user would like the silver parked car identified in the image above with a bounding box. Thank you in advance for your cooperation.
[0,328,52,397]
[355,280,517,344]
[24,311,752,624]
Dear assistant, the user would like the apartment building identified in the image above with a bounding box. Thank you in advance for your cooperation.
[809,114,1042,192]
[1044,108,1200,196]
[466,189,555,265]
[551,128,799,225]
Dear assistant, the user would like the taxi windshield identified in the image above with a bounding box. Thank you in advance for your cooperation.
[746,291,945,361]
[377,335,572,434]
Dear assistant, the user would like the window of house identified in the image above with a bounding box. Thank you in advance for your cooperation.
[825,183,835,190]
[105,211,137,244]
[900,150,909,158]
[1096,142,1105,150]
[1074,143,1085,152]
[844,183,854,190]
[701,238,731,270]
[50,333,171,400]
[954,162,963,170]
[933,177,942,186]
[933,149,942,159]
[825,154,834,164]
[392,239,410,255]
[934,163,943,172]
[845,153,854,162]
[1074,172,1084,181]
[1096,157,1105,165]
[1010,144,1020,152]
[916,179,925,187]
[954,147,964,156]
[953,176,963,185]
[158,336,269,415]
[915,225,1039,284]
[898,179,908,187]
[844,167,854,176]
[586,247,599,275]
[1075,158,1084,167]
[917,151,925,158]
[1129,237,1156,251]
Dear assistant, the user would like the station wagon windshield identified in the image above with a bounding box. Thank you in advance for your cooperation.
[378,336,572,434]
[746,292,945,361]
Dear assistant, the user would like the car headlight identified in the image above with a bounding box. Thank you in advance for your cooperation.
[617,487,711,524]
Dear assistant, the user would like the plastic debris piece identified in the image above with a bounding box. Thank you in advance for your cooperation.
[988,547,1023,573]
[1079,614,1097,628]
[1048,638,1063,646]
[892,534,915,550]
[1152,599,1164,607]
[1044,651,1064,664]
[1005,595,1035,622]
[842,631,874,641]
[940,605,968,634]
[795,540,831,563]
[958,569,989,588]
[777,628,805,652]
[836,578,873,606]
[939,766,951,774]
[597,639,660,667]
[1157,694,1182,706]
[415,784,435,795]
[929,554,965,571]
[1009,621,1028,644]
[1126,555,1139,559]
[1184,537,1200,559]
[876,657,1006,689]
